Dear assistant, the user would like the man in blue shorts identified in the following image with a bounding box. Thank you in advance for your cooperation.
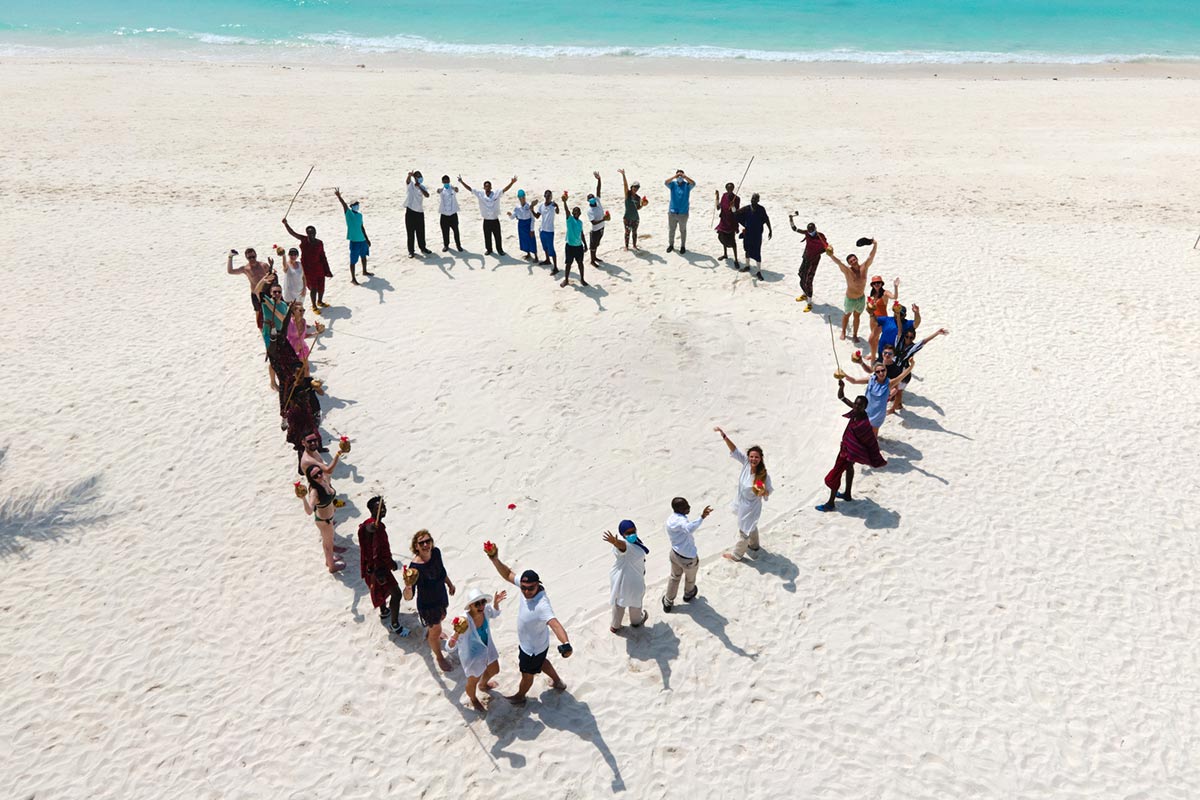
[334,187,372,284]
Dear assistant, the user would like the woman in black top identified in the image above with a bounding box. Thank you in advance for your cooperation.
[403,529,456,672]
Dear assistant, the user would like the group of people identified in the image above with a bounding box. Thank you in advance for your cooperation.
[224,165,952,714]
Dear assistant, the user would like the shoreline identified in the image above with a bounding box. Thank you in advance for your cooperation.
[3,50,1200,80]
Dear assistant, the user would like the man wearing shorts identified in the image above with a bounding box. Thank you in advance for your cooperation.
[828,239,877,342]
[334,187,371,284]
[586,171,606,267]
[225,247,273,329]
[486,545,572,705]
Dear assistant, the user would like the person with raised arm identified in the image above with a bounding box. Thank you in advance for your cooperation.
[484,541,572,705]
[816,380,888,513]
[459,175,518,255]
[866,275,899,355]
[282,217,332,311]
[334,187,371,284]
[436,174,463,253]
[713,427,774,562]
[448,587,506,712]
[508,188,537,260]
[661,497,713,613]
[585,171,608,267]
[827,239,877,342]
[619,168,647,250]
[789,216,827,312]
[891,326,949,413]
[299,463,345,573]
[841,358,913,435]
[664,168,696,253]
[603,521,649,634]
[560,199,589,288]
[225,246,272,328]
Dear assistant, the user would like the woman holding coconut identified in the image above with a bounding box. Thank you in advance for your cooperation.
[714,427,774,562]
[448,587,506,711]
[403,529,457,672]
[298,463,344,574]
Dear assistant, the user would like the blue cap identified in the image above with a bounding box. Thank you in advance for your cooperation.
[517,189,526,198]
[618,520,636,535]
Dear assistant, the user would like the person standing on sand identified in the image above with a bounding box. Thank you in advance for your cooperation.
[866,276,899,355]
[736,193,772,279]
[586,171,607,267]
[485,543,573,705]
[816,380,888,513]
[358,496,407,635]
[448,587,506,712]
[334,188,371,284]
[715,183,741,268]
[531,190,559,274]
[560,201,589,288]
[603,520,649,633]
[509,189,538,260]
[661,497,713,613]
[789,217,827,312]
[280,247,305,304]
[459,175,518,255]
[713,427,774,562]
[437,174,463,253]
[404,170,433,258]
[403,529,457,672]
[876,302,922,359]
[226,247,272,328]
[282,218,332,312]
[827,239,877,342]
[842,359,913,435]
[665,168,696,253]
[891,326,949,413]
[300,463,345,573]
[619,168,647,250]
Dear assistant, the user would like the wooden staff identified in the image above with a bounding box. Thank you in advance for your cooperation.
[710,155,755,228]
[826,315,844,377]
[285,165,315,218]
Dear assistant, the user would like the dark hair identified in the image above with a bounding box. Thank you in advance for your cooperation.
[306,465,335,504]
[671,497,689,514]
[440,174,450,183]
[746,445,767,483]
[367,495,383,518]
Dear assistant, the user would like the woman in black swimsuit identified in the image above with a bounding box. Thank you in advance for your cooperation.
[402,529,456,671]
[300,463,344,573]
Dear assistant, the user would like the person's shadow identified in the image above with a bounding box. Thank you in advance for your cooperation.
[679,251,719,270]
[331,537,369,621]
[898,410,971,439]
[592,259,632,283]
[575,282,609,312]
[901,386,946,416]
[631,249,667,265]
[319,305,352,322]
[625,620,679,691]
[680,596,757,660]
[361,274,394,304]
[429,254,457,280]
[318,393,359,412]
[879,438,948,485]
[809,300,841,318]
[830,496,902,529]
[738,550,799,592]
[531,691,625,792]
[752,268,785,283]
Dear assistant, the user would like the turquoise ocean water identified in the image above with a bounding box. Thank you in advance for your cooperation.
[2,0,1197,63]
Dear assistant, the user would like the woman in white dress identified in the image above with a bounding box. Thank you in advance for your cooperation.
[448,586,506,712]
[714,426,774,562]
[603,520,649,633]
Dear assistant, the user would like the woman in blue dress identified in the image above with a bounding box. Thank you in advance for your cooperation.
[843,361,912,434]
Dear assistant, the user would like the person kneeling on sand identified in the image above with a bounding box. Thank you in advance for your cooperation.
[484,542,572,705]
[714,427,773,562]
[604,520,649,633]
[448,586,506,712]
[662,497,713,612]
[816,380,888,513]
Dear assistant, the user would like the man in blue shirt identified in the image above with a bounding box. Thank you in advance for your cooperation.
[664,169,696,254]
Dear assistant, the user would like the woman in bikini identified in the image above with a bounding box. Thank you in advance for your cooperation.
[299,463,345,573]
[866,276,899,359]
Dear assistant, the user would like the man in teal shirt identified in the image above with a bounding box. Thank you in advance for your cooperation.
[664,169,696,254]
[560,200,589,288]
[334,187,372,284]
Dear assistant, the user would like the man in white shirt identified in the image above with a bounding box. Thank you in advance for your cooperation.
[531,189,559,274]
[405,170,432,258]
[662,496,713,612]
[585,170,607,268]
[486,543,572,705]
[436,174,462,253]
[459,175,518,256]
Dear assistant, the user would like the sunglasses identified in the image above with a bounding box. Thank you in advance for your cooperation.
[472,600,487,607]
[519,583,538,594]
[417,539,433,547]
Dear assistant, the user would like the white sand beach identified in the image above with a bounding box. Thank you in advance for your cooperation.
[2,56,1199,798]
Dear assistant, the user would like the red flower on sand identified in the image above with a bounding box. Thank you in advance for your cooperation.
[507,503,516,510]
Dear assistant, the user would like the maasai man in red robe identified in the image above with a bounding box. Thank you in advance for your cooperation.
[359,497,406,635]
[816,380,888,512]
[283,218,333,312]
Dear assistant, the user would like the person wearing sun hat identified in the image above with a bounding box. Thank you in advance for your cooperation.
[448,586,507,712]
[485,542,572,705]
[603,520,650,634]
